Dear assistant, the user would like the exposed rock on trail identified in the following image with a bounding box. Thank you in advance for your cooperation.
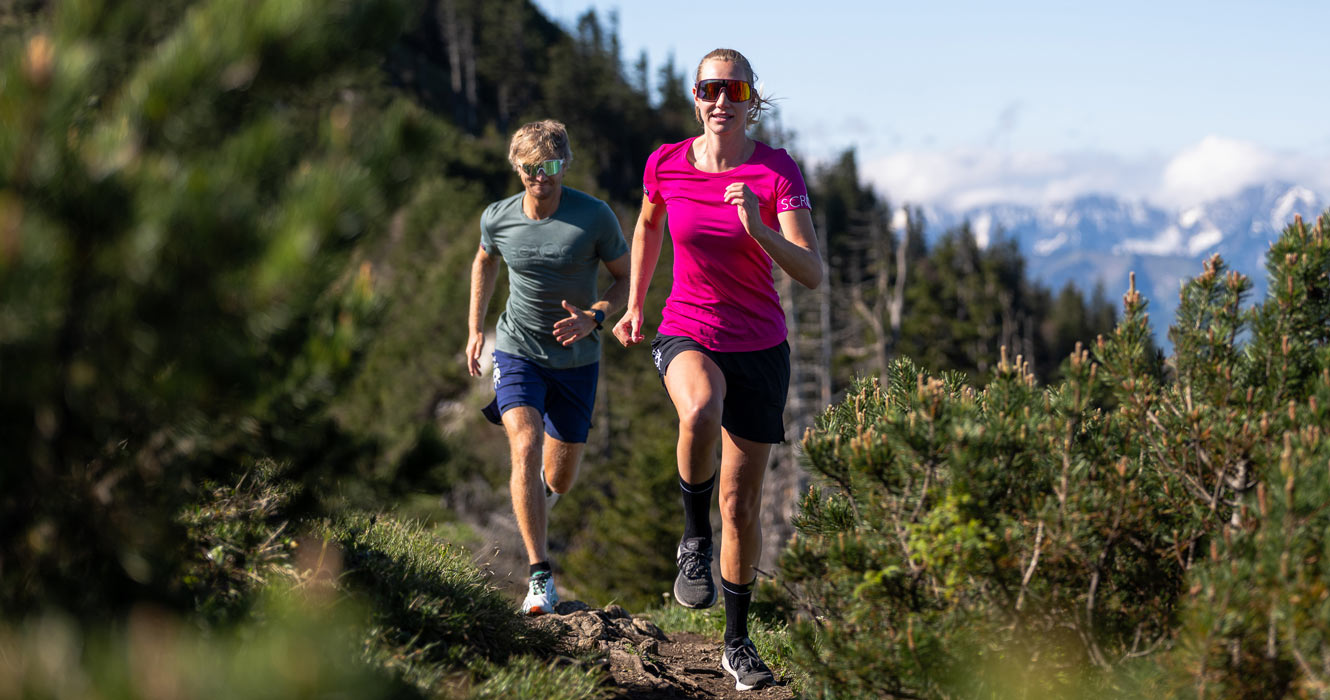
[531,601,793,699]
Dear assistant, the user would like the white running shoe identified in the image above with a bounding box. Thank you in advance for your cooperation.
[722,637,776,691]
[523,570,558,616]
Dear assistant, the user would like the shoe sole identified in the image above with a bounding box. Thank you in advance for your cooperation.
[721,652,772,691]
[673,577,717,608]
[524,593,556,616]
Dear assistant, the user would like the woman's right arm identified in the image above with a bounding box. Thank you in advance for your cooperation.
[613,193,666,347]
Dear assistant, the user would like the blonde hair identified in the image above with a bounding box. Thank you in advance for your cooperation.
[693,48,772,128]
[507,120,573,170]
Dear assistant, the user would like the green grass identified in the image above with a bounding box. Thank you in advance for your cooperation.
[317,513,554,676]
[466,658,616,700]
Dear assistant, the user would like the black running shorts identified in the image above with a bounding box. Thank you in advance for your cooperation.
[650,334,790,444]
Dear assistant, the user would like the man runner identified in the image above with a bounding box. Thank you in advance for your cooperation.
[466,120,629,615]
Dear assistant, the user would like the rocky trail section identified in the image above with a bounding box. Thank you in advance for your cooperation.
[531,602,794,699]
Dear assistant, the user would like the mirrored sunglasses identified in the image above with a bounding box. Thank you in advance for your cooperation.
[694,79,753,103]
[520,159,564,177]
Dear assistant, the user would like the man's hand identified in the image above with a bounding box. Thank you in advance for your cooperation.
[553,300,598,347]
[465,330,486,376]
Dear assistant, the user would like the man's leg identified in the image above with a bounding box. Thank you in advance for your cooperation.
[543,434,585,496]
[501,406,549,566]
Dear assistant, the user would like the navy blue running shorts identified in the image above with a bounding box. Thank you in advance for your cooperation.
[481,349,598,443]
[650,334,790,444]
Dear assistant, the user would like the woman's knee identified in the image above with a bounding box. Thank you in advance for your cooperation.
[676,400,721,436]
[718,489,761,527]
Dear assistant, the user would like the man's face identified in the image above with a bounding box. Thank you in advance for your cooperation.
[517,156,565,201]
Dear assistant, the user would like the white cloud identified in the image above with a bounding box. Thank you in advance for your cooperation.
[865,148,1159,209]
[862,137,1330,211]
[1159,136,1279,207]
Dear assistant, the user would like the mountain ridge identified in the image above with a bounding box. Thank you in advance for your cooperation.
[919,182,1329,349]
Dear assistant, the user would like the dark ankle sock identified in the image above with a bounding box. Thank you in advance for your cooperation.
[680,475,715,542]
[722,577,754,645]
[530,561,551,576]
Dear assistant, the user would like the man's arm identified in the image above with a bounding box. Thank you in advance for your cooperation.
[595,252,631,319]
[553,252,630,347]
[467,244,501,376]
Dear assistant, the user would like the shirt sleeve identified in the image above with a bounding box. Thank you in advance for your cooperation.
[596,202,629,261]
[478,203,499,255]
[772,151,812,213]
[642,144,665,204]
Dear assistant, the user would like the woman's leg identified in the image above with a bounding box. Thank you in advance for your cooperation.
[717,430,772,585]
[664,350,726,607]
[716,429,777,690]
[663,350,725,484]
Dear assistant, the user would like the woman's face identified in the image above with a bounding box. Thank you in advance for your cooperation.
[694,59,750,136]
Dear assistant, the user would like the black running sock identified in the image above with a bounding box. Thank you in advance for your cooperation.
[530,561,551,576]
[680,475,715,542]
[722,577,754,645]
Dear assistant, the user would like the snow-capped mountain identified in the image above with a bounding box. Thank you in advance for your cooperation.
[921,183,1329,351]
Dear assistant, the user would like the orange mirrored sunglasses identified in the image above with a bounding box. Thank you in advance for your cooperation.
[694,79,752,102]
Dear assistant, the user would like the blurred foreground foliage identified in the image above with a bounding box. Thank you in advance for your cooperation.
[0,590,420,700]
[785,212,1330,698]
[0,0,433,614]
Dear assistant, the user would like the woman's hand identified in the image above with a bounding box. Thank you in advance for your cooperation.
[613,309,646,347]
[725,182,765,238]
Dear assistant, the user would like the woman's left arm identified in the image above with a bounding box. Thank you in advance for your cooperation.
[726,183,824,289]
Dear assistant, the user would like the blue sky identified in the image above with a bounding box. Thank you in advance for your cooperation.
[532,0,1330,210]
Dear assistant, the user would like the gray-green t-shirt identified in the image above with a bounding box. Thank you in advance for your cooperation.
[480,187,628,369]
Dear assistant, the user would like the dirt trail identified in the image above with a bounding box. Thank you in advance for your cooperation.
[531,601,795,700]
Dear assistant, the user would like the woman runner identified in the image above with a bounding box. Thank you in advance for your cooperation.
[612,48,822,691]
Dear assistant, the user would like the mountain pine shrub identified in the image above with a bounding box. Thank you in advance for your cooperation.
[784,211,1330,698]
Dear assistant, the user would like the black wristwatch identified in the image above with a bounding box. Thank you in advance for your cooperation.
[591,308,605,330]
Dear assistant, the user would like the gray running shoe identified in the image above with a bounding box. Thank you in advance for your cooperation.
[673,537,717,608]
[721,637,775,691]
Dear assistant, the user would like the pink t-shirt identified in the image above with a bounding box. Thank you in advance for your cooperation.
[643,138,812,352]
